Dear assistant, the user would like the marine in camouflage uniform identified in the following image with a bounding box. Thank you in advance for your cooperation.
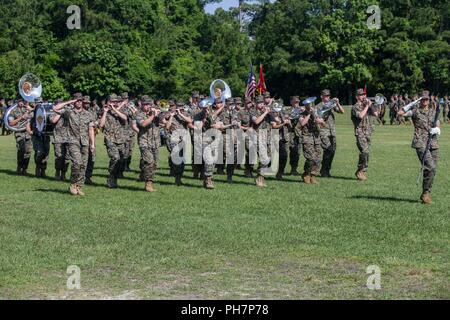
[99,94,129,188]
[315,89,345,178]
[83,96,100,185]
[165,100,193,186]
[250,95,274,187]
[351,88,379,181]
[398,91,440,204]
[27,97,51,178]
[53,93,95,196]
[135,97,161,192]
[277,96,302,179]
[444,96,450,123]
[216,98,240,183]
[239,97,254,178]
[296,98,323,184]
[50,99,71,181]
[8,99,33,175]
[120,93,136,175]
[271,102,293,181]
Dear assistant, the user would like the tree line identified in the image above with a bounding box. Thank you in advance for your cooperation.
[0,0,449,104]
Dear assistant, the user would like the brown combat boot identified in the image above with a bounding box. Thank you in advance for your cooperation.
[421,192,432,204]
[355,170,367,181]
[255,175,265,187]
[77,186,85,197]
[204,177,215,189]
[310,175,319,184]
[145,181,155,192]
[69,184,78,196]
[302,173,311,184]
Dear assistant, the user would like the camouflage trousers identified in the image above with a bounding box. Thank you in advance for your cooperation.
[320,132,337,176]
[278,138,301,175]
[105,141,125,179]
[15,136,32,171]
[140,146,159,182]
[123,136,135,170]
[54,142,69,173]
[32,135,50,172]
[356,134,371,172]
[168,141,185,178]
[202,139,217,178]
[302,140,322,176]
[86,149,96,179]
[416,148,439,193]
[67,143,89,186]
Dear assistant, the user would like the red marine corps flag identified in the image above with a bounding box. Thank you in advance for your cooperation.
[256,63,267,95]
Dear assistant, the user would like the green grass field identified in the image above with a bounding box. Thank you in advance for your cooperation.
[0,115,449,299]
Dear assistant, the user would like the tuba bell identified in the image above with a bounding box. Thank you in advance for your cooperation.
[199,79,232,108]
[3,73,45,132]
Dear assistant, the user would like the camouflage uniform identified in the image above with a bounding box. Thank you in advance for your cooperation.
[122,94,136,173]
[103,104,129,186]
[60,106,94,188]
[194,107,217,187]
[351,100,375,175]
[51,108,69,180]
[250,103,274,183]
[166,107,190,185]
[238,102,254,177]
[404,105,439,197]
[316,101,341,177]
[84,98,100,183]
[30,107,51,177]
[9,104,33,174]
[216,101,240,182]
[136,109,161,184]
[443,97,449,123]
[296,108,322,182]
[278,101,301,177]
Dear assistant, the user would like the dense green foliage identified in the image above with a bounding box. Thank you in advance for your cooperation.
[0,0,449,103]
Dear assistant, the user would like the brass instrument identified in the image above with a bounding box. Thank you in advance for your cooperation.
[4,73,43,132]
[199,79,232,108]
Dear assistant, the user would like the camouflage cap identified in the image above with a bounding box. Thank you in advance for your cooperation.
[255,95,264,103]
[192,91,200,98]
[214,97,223,105]
[421,90,430,100]
[121,92,129,100]
[356,88,366,96]
[199,95,205,100]
[263,91,271,98]
[108,93,119,102]
[321,89,331,96]
[245,97,253,104]
[176,100,185,107]
[141,95,153,105]
[291,96,300,103]
[35,97,43,103]
[234,97,242,104]
[73,92,83,101]
[168,99,176,106]
[225,98,234,104]
[83,96,91,103]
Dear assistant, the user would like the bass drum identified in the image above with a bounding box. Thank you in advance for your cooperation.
[34,103,55,135]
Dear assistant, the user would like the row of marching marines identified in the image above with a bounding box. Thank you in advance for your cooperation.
[2,74,443,204]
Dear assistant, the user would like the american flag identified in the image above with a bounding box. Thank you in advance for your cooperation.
[245,64,256,98]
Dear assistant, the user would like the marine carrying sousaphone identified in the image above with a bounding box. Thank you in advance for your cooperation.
[4,73,46,132]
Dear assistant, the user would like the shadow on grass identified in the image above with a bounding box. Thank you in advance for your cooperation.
[350,195,418,204]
